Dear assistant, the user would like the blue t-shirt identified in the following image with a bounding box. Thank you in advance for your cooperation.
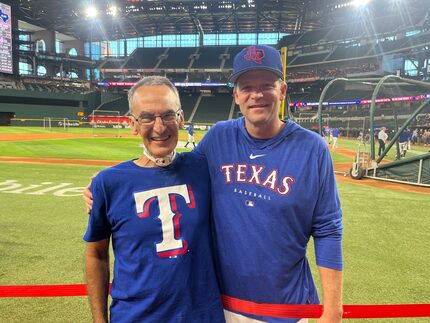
[398,130,410,143]
[84,153,224,323]
[195,118,343,322]
[332,128,339,138]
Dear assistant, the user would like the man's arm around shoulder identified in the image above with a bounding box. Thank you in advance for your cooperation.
[85,239,110,323]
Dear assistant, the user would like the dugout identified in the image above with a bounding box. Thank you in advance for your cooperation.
[317,75,430,187]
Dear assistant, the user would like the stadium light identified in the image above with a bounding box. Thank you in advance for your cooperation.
[85,6,98,18]
[352,0,371,7]
[108,5,119,17]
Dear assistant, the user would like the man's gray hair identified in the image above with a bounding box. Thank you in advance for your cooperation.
[128,75,181,114]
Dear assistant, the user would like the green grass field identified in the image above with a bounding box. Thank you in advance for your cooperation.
[0,127,207,159]
[0,127,429,322]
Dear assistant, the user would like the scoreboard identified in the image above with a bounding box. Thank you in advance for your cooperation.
[0,2,12,74]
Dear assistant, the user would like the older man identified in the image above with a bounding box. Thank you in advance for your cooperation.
[83,76,224,323]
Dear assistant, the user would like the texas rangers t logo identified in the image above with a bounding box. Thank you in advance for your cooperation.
[133,184,195,258]
[243,46,265,64]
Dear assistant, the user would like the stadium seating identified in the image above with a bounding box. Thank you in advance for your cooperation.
[167,73,188,83]
[124,48,167,69]
[290,51,331,66]
[97,96,129,115]
[192,93,234,124]
[278,33,302,47]
[223,46,247,70]
[294,28,333,47]
[99,59,125,69]
[192,46,227,69]
[179,92,200,120]
[158,47,197,69]
[326,44,372,61]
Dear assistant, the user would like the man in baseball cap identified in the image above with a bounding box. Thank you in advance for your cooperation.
[228,45,288,139]
[196,45,344,322]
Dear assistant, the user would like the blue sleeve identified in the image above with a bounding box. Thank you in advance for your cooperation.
[83,175,112,242]
[193,125,215,158]
[312,143,343,270]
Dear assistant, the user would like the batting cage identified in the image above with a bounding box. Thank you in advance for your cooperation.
[317,75,430,187]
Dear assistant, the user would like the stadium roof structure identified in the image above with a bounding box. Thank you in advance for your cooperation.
[14,0,430,42]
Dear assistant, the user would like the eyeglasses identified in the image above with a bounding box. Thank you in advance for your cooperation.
[131,108,182,126]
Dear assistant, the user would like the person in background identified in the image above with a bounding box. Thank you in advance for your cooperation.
[323,125,331,144]
[411,128,418,145]
[397,127,411,158]
[331,127,339,149]
[84,76,224,323]
[378,127,388,157]
[423,129,430,147]
[185,122,196,148]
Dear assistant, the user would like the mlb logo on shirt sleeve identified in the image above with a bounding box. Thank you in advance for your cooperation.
[245,200,255,207]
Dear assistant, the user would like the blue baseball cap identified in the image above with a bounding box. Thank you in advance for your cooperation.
[229,45,284,83]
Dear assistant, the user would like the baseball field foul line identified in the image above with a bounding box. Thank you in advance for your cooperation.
[0,284,429,319]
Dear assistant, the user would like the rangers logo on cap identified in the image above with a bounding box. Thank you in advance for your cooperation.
[243,46,265,65]
[229,44,284,83]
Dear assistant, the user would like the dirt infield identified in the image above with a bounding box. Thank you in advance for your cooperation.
[332,147,358,160]
[1,133,428,195]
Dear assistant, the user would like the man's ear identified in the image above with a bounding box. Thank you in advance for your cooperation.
[233,87,240,105]
[280,81,287,101]
[178,110,185,129]
[129,117,139,135]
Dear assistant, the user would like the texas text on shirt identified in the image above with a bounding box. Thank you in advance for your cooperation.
[194,118,343,322]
